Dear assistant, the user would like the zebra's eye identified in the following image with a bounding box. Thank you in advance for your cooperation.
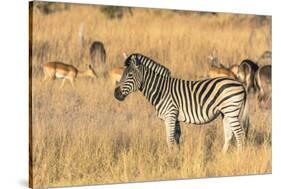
[127,73,133,77]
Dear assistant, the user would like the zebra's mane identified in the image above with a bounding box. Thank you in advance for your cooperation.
[126,53,171,77]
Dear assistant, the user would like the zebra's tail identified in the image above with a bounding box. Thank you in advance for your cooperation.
[241,92,250,139]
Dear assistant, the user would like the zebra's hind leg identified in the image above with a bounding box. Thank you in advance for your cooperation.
[223,115,245,152]
[222,117,234,153]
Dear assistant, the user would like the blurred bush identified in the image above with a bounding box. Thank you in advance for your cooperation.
[34,2,69,15]
[100,6,133,19]
[250,15,271,27]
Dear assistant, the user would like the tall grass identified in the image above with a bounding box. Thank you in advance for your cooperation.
[30,3,271,188]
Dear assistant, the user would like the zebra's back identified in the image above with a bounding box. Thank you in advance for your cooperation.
[171,77,246,124]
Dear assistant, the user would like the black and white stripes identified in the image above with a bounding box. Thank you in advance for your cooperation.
[114,53,249,152]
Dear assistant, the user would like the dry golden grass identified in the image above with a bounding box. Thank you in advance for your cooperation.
[30,3,272,188]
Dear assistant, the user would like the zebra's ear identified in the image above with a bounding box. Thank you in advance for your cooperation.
[134,55,141,66]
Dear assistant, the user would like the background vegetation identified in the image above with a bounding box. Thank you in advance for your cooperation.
[30,2,271,188]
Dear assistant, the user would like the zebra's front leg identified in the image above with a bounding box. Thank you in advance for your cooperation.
[164,118,181,148]
[175,121,181,144]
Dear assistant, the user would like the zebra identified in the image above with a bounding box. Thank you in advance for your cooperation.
[114,53,249,152]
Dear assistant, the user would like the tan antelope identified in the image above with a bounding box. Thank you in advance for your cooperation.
[110,66,125,85]
[230,64,239,76]
[207,52,238,79]
[43,61,97,88]
[109,53,128,85]
[208,66,238,79]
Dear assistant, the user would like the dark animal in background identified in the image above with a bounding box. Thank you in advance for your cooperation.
[257,51,272,65]
[89,41,107,77]
[90,41,106,63]
[254,65,272,109]
[237,59,259,93]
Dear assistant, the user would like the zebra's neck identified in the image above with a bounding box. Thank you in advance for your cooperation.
[140,67,170,106]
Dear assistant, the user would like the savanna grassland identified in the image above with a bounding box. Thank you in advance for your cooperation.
[30,2,272,188]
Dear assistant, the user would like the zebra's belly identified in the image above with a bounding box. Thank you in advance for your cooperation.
[177,108,220,124]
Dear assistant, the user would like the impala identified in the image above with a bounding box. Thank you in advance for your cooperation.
[230,64,239,76]
[208,66,238,79]
[207,50,237,79]
[110,66,125,85]
[109,53,128,85]
[43,61,97,88]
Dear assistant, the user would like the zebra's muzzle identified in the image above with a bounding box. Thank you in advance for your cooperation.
[114,87,126,101]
